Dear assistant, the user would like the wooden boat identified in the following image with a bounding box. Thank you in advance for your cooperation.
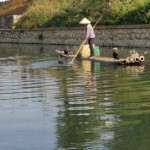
[55,50,145,65]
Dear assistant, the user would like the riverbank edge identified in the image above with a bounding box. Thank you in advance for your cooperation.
[0,24,150,48]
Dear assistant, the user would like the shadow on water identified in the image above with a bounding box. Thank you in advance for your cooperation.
[0,43,150,150]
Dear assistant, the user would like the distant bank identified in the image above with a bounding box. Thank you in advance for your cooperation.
[0,24,150,48]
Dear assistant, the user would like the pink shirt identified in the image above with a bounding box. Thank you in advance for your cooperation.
[86,24,95,39]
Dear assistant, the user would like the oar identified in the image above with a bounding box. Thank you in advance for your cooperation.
[69,16,102,65]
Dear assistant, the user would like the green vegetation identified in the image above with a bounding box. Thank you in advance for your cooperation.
[103,0,150,25]
[2,0,150,29]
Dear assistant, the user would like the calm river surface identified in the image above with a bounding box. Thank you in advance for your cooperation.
[0,43,150,150]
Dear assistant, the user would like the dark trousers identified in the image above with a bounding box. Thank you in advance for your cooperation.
[88,38,95,56]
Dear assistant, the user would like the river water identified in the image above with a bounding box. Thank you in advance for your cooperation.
[0,43,150,150]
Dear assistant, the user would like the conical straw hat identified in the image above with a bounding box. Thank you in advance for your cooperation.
[79,18,91,24]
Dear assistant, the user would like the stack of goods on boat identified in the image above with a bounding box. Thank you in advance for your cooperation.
[121,50,145,65]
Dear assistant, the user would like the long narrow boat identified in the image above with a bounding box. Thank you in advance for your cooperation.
[55,50,145,65]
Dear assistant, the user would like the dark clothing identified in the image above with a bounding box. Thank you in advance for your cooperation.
[88,38,95,56]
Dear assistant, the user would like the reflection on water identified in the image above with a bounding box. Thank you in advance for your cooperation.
[0,43,150,150]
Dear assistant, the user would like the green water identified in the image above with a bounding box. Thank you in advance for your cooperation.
[0,43,150,150]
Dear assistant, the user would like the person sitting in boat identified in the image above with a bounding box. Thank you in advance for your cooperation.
[79,17,95,57]
[113,47,119,60]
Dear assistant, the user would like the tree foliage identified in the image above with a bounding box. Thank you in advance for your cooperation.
[15,0,150,29]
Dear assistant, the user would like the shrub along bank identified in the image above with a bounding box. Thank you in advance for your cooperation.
[14,0,150,29]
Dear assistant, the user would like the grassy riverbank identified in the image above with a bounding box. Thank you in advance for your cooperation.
[1,0,150,29]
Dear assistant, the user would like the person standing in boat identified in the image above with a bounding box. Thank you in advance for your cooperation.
[80,18,95,57]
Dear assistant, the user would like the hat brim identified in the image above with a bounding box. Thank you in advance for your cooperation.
[79,18,91,24]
